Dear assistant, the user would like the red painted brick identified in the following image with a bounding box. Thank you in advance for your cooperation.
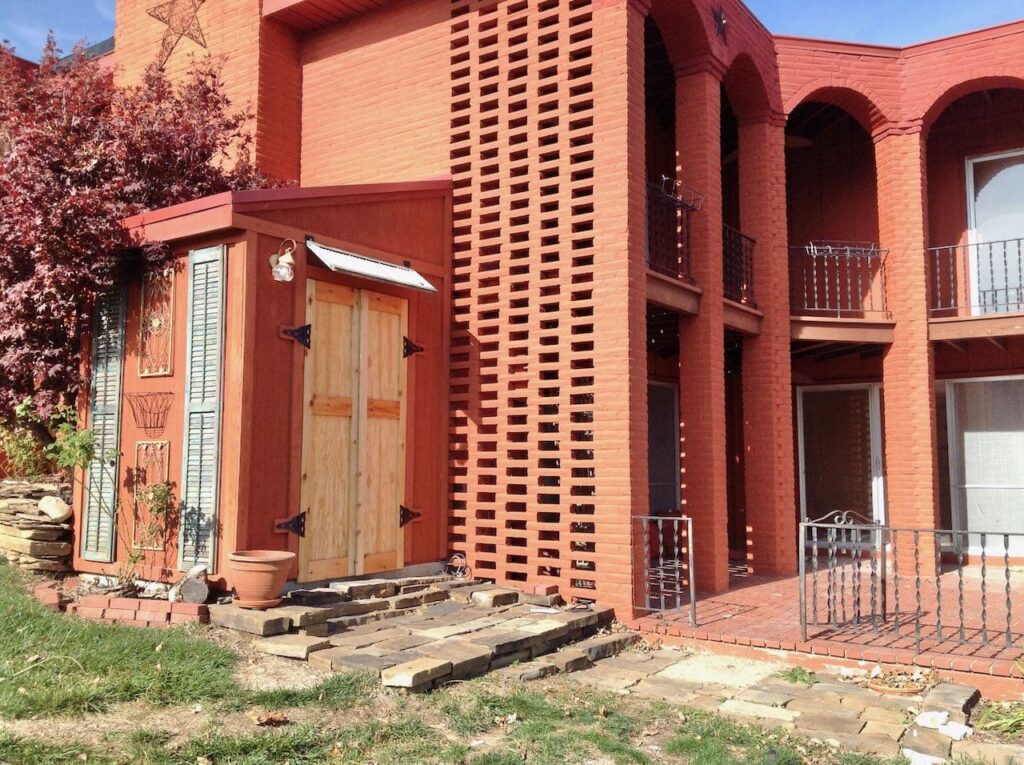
[103,608,137,621]
[170,603,209,616]
[137,600,173,615]
[109,597,141,612]
[79,595,110,609]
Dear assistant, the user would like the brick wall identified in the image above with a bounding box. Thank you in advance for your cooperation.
[300,0,450,185]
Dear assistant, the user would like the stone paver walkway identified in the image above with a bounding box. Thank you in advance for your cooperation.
[570,649,1024,764]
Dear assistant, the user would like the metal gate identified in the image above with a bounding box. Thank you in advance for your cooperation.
[633,514,697,626]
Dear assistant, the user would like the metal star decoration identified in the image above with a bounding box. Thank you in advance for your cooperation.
[148,0,207,68]
[713,3,728,40]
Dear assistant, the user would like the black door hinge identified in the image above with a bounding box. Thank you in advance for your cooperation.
[276,511,307,537]
[399,505,421,527]
[403,337,424,358]
[282,324,312,349]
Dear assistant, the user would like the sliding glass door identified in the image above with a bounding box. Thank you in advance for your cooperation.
[945,376,1024,555]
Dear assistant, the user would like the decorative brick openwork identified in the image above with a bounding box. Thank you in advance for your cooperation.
[447,0,599,600]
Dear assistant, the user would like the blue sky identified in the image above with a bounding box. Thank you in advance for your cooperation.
[744,0,1024,46]
[0,0,115,59]
[0,0,1021,58]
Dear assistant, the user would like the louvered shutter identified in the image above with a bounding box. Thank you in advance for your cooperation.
[82,289,126,562]
[178,246,226,571]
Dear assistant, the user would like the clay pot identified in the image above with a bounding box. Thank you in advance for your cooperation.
[227,550,296,609]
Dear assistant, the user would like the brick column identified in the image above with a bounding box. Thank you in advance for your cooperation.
[738,119,798,576]
[589,0,650,615]
[874,130,939,569]
[676,68,729,594]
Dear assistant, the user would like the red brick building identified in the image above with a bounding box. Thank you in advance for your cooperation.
[72,0,1024,628]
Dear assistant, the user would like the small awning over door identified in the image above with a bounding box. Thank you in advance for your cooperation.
[305,236,437,293]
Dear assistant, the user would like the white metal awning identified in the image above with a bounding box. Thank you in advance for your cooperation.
[305,237,437,293]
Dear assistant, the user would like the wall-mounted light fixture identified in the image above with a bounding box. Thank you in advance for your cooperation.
[269,238,297,282]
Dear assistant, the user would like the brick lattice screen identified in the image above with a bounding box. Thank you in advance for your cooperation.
[447,0,599,599]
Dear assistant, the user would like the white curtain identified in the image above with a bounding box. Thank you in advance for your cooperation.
[950,378,1024,555]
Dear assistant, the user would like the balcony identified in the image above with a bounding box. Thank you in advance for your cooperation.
[646,177,703,316]
[789,242,894,344]
[723,225,755,307]
[928,237,1024,341]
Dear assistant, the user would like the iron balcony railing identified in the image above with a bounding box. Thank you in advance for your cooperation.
[633,514,697,626]
[929,237,1024,316]
[789,241,888,319]
[646,176,702,282]
[799,512,1021,654]
[723,225,756,306]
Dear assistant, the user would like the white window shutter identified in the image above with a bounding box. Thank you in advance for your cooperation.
[82,289,126,562]
[179,246,226,571]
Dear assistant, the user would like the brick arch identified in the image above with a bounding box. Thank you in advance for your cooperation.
[722,52,773,122]
[920,75,1024,134]
[784,82,890,136]
[647,0,714,66]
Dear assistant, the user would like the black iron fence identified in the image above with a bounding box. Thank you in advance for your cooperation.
[723,225,756,306]
[929,238,1024,316]
[646,177,702,282]
[633,514,697,626]
[789,241,888,318]
[799,512,1022,653]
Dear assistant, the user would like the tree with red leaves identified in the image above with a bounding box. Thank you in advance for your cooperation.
[0,38,270,443]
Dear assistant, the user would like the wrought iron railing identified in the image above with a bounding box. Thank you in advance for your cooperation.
[799,512,1021,654]
[723,225,756,306]
[633,514,697,626]
[929,238,1024,316]
[646,176,702,282]
[789,241,888,318]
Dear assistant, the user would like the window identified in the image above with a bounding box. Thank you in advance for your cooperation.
[966,149,1024,314]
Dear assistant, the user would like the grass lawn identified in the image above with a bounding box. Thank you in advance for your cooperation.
[0,561,237,717]
[0,561,934,764]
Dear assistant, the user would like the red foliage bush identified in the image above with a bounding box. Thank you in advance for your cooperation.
[0,38,272,431]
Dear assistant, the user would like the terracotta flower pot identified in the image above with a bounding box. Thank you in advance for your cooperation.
[228,550,296,609]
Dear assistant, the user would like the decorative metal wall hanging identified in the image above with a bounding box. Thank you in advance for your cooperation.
[148,0,207,69]
[126,392,174,438]
[132,440,170,551]
[139,268,175,377]
[713,4,728,39]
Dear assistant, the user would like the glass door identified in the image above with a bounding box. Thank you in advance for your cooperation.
[966,149,1024,314]
[647,381,680,515]
[798,384,885,525]
[945,377,1024,556]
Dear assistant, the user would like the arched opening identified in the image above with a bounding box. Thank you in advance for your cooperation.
[785,99,887,536]
[645,17,675,185]
[926,87,1024,318]
[786,101,880,252]
[925,85,1024,548]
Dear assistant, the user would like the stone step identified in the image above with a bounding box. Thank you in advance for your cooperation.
[254,634,331,659]
[302,602,622,691]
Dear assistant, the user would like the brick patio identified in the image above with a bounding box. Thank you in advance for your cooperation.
[632,570,1024,679]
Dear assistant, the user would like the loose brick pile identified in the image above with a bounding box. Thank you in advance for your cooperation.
[63,594,210,627]
[209,575,633,691]
[0,480,72,573]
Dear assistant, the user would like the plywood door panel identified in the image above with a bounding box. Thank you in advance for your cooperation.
[298,281,358,582]
[356,290,407,574]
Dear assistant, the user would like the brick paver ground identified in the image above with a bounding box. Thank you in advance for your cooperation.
[633,569,1024,679]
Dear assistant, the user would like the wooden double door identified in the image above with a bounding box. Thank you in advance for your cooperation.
[298,280,407,582]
